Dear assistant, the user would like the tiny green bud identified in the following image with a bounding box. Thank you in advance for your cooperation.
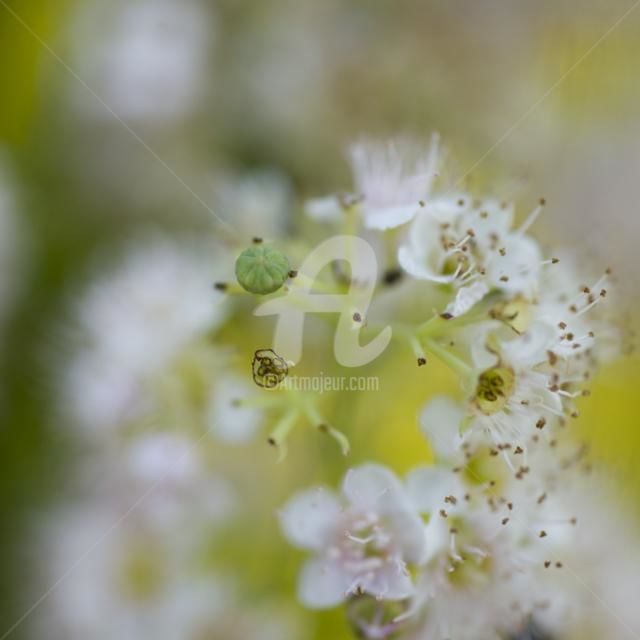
[235,246,290,295]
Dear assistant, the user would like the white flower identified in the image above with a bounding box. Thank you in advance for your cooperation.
[126,433,236,530]
[464,323,568,442]
[63,237,227,434]
[399,196,542,299]
[71,0,212,123]
[279,464,427,608]
[404,465,541,640]
[534,254,615,360]
[38,505,303,640]
[208,375,264,444]
[349,136,439,230]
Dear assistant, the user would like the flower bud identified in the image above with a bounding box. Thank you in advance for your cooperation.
[235,246,290,294]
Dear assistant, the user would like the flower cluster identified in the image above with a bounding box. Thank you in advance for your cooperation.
[276,138,636,639]
[44,137,636,640]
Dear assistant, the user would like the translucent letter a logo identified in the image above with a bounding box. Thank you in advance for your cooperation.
[255,236,392,367]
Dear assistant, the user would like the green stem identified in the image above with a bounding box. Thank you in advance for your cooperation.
[268,409,300,462]
[302,404,351,456]
[423,337,472,379]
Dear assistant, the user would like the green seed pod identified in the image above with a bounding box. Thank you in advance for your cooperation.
[235,246,290,294]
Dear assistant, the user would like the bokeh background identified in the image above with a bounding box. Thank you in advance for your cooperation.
[1,0,639,638]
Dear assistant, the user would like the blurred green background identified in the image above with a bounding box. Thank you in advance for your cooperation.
[1,0,639,638]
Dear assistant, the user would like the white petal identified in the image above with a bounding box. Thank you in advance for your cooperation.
[486,233,541,297]
[360,560,415,600]
[503,321,555,368]
[305,196,343,222]
[385,505,429,564]
[419,396,465,460]
[406,466,462,514]
[342,464,405,512]
[298,558,350,609]
[363,204,419,230]
[398,245,454,283]
[444,281,489,318]
[279,488,342,551]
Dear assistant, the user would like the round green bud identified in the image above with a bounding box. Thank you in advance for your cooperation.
[235,245,290,295]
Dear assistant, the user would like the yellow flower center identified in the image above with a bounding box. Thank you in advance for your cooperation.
[474,366,515,415]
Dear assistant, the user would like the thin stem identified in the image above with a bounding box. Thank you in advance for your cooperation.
[302,403,351,456]
[267,409,300,462]
[423,337,472,379]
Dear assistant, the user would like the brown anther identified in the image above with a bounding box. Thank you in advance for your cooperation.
[558,322,567,330]
[214,282,228,292]
[570,517,578,525]
[502,518,510,525]
[353,312,362,323]
[500,275,509,282]
[600,289,607,298]
[547,350,558,366]
[467,228,476,237]
[514,446,524,454]
[508,502,514,511]
[417,357,427,367]
[499,248,506,256]
[551,258,560,264]
[555,562,563,568]
[252,237,264,244]
[444,495,458,505]
[457,198,465,206]
[419,200,425,207]
[539,530,547,538]
[450,527,459,534]
[288,270,298,278]
[537,493,547,505]
[267,437,277,446]
[539,198,546,206]
[536,418,547,430]
[480,211,488,218]
[490,448,499,457]
[569,304,578,313]
[544,561,551,568]
[440,509,448,518]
